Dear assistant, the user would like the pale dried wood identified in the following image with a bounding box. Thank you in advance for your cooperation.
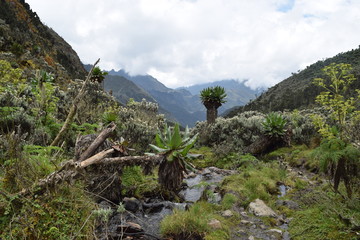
[78,122,116,161]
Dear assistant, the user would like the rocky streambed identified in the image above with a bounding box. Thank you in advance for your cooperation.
[95,167,299,240]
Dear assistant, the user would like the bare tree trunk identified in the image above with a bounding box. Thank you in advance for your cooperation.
[206,106,218,124]
[51,59,100,146]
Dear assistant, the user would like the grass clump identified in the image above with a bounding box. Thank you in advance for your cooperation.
[121,165,159,198]
[221,162,286,206]
[160,201,231,240]
[221,193,238,209]
[289,186,360,240]
[188,147,217,168]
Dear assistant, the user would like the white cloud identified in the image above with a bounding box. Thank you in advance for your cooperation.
[27,0,360,89]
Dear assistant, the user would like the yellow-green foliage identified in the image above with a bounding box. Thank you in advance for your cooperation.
[160,201,231,240]
[0,60,26,94]
[221,162,286,206]
[289,186,360,240]
[312,63,360,140]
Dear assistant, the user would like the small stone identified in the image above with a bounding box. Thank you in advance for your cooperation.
[208,219,222,229]
[186,172,197,178]
[248,199,277,217]
[222,210,233,217]
[260,224,267,229]
[248,236,255,240]
[240,211,248,217]
[240,220,252,225]
[237,229,247,235]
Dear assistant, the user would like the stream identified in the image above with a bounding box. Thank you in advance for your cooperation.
[95,167,293,240]
[95,167,235,239]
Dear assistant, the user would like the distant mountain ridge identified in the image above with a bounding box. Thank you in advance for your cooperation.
[104,69,258,126]
[225,46,360,117]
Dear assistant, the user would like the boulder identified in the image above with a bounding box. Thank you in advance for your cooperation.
[248,199,277,217]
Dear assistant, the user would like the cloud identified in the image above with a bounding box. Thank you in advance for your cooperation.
[27,0,360,89]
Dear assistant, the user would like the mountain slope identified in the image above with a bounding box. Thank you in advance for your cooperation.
[0,0,87,81]
[225,46,360,117]
[103,75,156,105]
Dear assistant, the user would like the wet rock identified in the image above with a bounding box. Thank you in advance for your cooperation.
[275,200,299,210]
[207,192,222,204]
[123,197,141,212]
[248,199,277,217]
[142,202,164,213]
[208,219,222,229]
[222,210,233,217]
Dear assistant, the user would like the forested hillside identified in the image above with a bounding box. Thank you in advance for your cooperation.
[226,46,360,117]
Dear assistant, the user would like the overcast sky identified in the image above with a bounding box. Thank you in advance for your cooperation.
[27,0,360,89]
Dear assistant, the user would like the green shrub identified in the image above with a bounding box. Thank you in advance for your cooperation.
[193,111,265,154]
[262,112,287,139]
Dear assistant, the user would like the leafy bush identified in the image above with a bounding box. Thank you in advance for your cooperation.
[193,111,265,154]
[311,138,360,197]
[116,99,165,153]
[262,112,287,139]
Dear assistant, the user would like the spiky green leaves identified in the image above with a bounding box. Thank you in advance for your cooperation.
[149,123,198,161]
[262,112,287,139]
[200,86,227,105]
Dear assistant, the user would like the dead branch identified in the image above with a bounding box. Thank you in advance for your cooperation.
[51,58,100,147]
[82,154,164,167]
[78,122,117,161]
[79,148,115,168]
[19,153,164,197]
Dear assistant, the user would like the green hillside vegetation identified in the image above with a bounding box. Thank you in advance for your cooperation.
[226,46,360,117]
[0,0,87,82]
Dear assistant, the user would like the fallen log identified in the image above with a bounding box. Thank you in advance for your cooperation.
[78,122,117,161]
[19,152,164,197]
